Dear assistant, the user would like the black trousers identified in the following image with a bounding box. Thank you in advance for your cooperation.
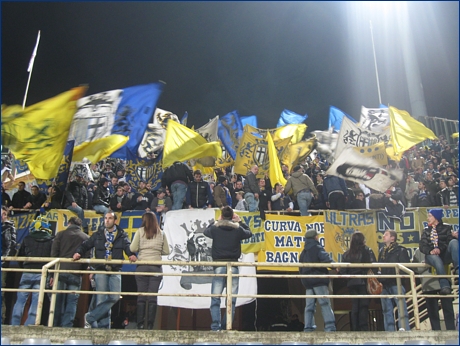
[425,290,456,330]
[135,265,162,305]
[349,285,370,331]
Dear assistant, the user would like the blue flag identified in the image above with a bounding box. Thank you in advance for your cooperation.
[380,104,388,108]
[218,110,243,160]
[276,109,308,127]
[240,115,258,129]
[124,150,164,192]
[110,83,164,159]
[181,111,189,126]
[328,106,356,132]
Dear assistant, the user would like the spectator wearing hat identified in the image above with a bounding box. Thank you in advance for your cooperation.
[151,188,172,224]
[299,229,336,332]
[11,216,54,326]
[64,174,89,232]
[186,169,214,209]
[214,176,232,208]
[419,208,459,295]
[92,178,111,215]
[285,165,318,216]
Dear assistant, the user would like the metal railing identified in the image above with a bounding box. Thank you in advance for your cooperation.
[1,256,458,331]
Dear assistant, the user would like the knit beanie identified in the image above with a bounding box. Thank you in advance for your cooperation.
[428,208,443,223]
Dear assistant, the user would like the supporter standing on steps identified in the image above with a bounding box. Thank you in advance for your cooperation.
[130,211,170,329]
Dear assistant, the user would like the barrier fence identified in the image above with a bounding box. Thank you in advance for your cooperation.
[1,257,458,331]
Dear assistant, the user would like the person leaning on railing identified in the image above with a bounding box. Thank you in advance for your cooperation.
[1,206,16,322]
[129,211,170,330]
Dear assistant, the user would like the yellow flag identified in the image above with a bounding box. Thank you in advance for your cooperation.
[162,120,222,168]
[73,135,129,163]
[281,138,316,172]
[452,132,459,139]
[389,106,437,160]
[273,124,307,144]
[267,132,287,186]
[353,142,388,166]
[1,86,87,179]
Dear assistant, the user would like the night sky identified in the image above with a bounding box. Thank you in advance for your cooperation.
[2,2,458,132]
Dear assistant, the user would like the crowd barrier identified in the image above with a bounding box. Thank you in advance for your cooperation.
[1,256,458,331]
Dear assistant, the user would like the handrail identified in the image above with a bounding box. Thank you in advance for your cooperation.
[2,256,458,330]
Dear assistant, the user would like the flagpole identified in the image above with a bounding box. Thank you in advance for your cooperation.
[369,20,382,105]
[22,30,41,109]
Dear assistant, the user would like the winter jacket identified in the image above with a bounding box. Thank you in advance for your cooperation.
[12,190,31,209]
[437,187,458,206]
[243,171,260,195]
[411,190,434,207]
[64,181,88,209]
[92,184,110,207]
[322,175,347,202]
[377,243,410,287]
[131,192,154,210]
[1,220,17,267]
[213,184,231,208]
[109,194,132,212]
[26,192,47,209]
[161,161,193,190]
[75,225,134,271]
[419,221,453,257]
[285,171,318,198]
[17,230,54,270]
[341,246,376,287]
[299,238,333,289]
[204,219,252,261]
[51,224,90,271]
[186,181,214,208]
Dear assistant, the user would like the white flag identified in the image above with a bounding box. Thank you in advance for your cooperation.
[27,30,41,72]
[359,106,390,133]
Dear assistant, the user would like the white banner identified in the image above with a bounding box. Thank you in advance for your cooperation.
[359,106,390,133]
[335,117,390,159]
[329,147,403,192]
[158,208,257,309]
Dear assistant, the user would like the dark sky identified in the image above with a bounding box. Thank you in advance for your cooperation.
[2,2,458,132]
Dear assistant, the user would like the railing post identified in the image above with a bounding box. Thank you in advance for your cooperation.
[47,260,61,327]
[226,261,232,331]
[35,258,59,326]
[395,265,406,330]
[408,267,420,330]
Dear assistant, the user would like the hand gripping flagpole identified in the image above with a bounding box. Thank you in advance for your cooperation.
[22,30,41,109]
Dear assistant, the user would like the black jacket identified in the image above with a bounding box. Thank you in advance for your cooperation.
[161,161,193,190]
[419,221,453,257]
[12,189,31,208]
[17,230,54,270]
[437,187,458,206]
[299,238,333,289]
[1,220,17,267]
[26,192,47,209]
[109,194,132,212]
[75,225,134,271]
[186,181,214,208]
[377,243,410,287]
[64,181,88,209]
[92,184,110,207]
[341,246,376,287]
[204,219,252,261]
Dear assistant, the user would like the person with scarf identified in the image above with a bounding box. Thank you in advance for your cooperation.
[377,229,410,331]
[419,208,458,295]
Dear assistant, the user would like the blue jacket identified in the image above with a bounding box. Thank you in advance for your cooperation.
[322,175,348,201]
[299,238,333,289]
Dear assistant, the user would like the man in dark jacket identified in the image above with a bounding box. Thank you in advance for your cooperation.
[161,161,193,210]
[24,185,47,210]
[322,173,348,210]
[131,181,154,211]
[11,181,31,209]
[64,174,89,231]
[109,186,132,212]
[204,206,252,331]
[419,208,458,295]
[11,216,54,326]
[438,176,458,206]
[73,211,137,329]
[2,206,16,321]
[50,216,89,327]
[299,229,336,332]
[378,229,410,331]
[186,169,214,209]
[243,165,260,212]
[92,177,111,214]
